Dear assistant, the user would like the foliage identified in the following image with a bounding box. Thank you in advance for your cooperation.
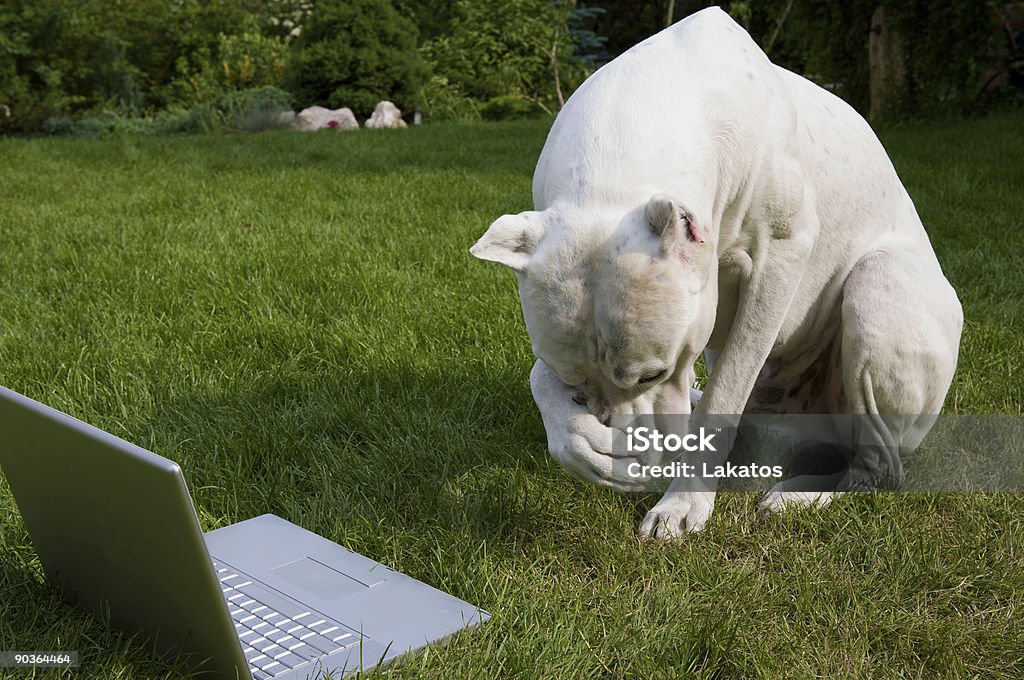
[189,85,295,133]
[417,76,481,123]
[420,0,599,120]
[524,1,1007,120]
[0,0,295,134]
[167,31,290,108]
[479,94,539,121]
[744,0,999,118]
[584,0,668,59]
[883,1,1003,116]
[40,86,294,138]
[261,0,314,40]
[394,0,459,42]
[568,6,609,64]
[285,0,428,118]
[0,0,1012,135]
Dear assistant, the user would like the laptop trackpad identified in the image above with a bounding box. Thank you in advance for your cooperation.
[271,557,368,600]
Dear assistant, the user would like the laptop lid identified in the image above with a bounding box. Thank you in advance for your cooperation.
[0,386,249,679]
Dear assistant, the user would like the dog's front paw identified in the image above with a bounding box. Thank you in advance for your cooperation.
[531,359,651,492]
[547,420,651,492]
[638,491,715,539]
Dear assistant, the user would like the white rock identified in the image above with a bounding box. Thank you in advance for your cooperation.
[291,106,359,131]
[365,101,407,129]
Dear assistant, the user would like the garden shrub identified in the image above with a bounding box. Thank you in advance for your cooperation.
[167,30,290,108]
[417,76,480,122]
[285,0,428,118]
[0,0,290,134]
[421,0,580,118]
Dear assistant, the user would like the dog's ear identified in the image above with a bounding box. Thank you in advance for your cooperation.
[645,193,705,253]
[470,211,546,272]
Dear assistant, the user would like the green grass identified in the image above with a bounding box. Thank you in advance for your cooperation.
[1,112,1022,679]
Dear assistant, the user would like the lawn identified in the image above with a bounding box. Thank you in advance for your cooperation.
[0,112,1022,679]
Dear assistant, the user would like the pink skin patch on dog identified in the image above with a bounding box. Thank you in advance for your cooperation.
[686,218,705,244]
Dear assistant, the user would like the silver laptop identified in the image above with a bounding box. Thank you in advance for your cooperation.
[0,386,489,679]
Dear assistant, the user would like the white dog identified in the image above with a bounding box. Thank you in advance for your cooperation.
[471,8,962,538]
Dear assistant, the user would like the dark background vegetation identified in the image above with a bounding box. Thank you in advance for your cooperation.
[1,0,1020,136]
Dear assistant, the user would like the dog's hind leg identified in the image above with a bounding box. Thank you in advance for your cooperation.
[837,249,961,487]
[758,247,962,514]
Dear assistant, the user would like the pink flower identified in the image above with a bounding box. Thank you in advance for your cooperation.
[327,120,338,128]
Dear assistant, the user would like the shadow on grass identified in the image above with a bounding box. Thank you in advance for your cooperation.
[124,358,565,552]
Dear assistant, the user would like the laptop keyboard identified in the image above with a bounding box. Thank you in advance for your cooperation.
[213,559,361,679]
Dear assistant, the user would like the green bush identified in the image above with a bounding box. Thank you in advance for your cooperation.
[417,76,480,122]
[0,1,91,134]
[167,29,290,108]
[420,0,592,118]
[285,0,428,118]
[0,0,289,135]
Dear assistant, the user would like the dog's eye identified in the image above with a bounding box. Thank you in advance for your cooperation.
[637,369,667,385]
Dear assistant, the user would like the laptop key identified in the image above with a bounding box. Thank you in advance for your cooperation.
[254,637,278,653]
[249,636,271,650]
[261,643,286,658]
[235,600,256,612]
[274,651,305,669]
[284,640,321,661]
[310,621,339,635]
[299,632,353,655]
[265,629,290,643]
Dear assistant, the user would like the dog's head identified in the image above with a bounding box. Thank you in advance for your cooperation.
[472,193,717,420]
